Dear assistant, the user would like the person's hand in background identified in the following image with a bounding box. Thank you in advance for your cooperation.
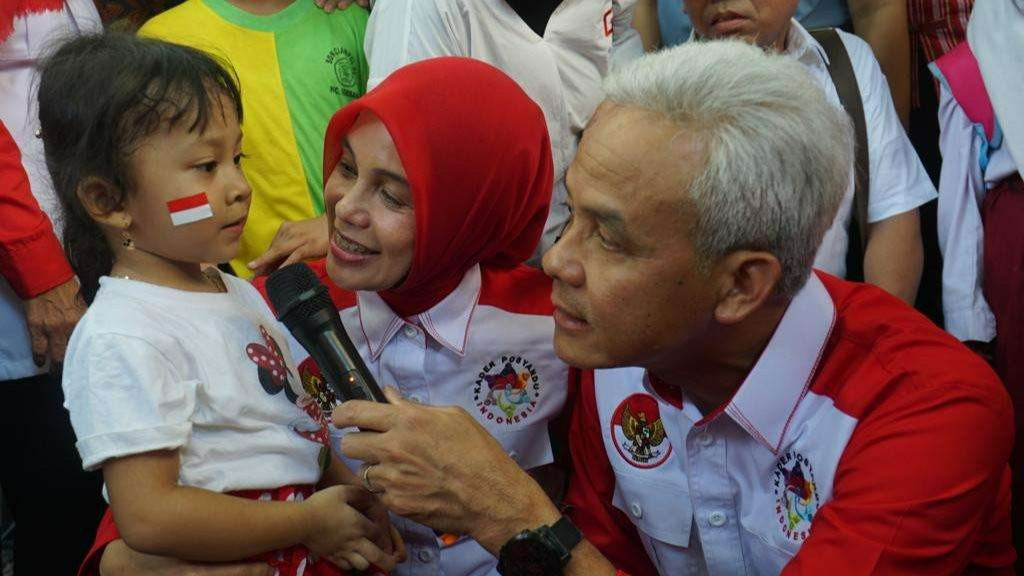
[314,0,370,14]
[24,277,85,368]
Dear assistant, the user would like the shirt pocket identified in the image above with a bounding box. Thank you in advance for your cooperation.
[739,525,797,574]
[612,472,694,573]
[491,423,554,471]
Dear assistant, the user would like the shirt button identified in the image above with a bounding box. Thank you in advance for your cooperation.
[508,450,519,462]
[629,502,643,519]
[403,324,417,338]
[697,433,714,447]
[708,511,728,527]
[417,548,434,563]
[409,394,424,404]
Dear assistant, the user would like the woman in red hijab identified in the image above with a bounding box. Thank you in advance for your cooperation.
[301,56,574,576]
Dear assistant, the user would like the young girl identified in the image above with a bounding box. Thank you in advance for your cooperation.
[39,34,400,576]
[293,56,574,576]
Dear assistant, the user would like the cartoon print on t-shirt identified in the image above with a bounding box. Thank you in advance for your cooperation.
[246,326,331,459]
[246,325,298,403]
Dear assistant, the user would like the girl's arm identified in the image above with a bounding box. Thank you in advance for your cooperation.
[103,449,392,566]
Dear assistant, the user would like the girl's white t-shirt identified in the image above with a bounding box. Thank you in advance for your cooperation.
[63,272,330,498]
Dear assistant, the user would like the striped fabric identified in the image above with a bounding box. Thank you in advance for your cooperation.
[909,0,973,101]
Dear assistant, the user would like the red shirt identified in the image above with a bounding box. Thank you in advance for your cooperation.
[567,272,1015,575]
[0,121,73,299]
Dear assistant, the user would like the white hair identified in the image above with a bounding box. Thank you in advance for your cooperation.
[603,40,853,298]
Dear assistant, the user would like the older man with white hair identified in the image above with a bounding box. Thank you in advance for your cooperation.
[683,0,935,307]
[332,41,1015,576]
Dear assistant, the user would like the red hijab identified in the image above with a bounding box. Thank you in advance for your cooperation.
[322,57,553,317]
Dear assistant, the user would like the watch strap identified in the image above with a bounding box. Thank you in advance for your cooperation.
[547,516,582,565]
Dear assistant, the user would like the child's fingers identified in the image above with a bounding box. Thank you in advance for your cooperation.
[351,537,396,571]
[332,550,370,571]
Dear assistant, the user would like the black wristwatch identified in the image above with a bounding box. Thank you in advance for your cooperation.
[497,516,583,576]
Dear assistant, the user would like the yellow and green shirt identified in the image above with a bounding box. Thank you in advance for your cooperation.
[141,0,368,276]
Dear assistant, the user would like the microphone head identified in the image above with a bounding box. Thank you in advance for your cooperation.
[265,263,335,329]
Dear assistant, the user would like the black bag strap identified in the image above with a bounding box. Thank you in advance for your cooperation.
[810,28,870,256]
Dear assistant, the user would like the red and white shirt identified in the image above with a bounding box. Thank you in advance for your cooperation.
[567,271,1015,575]
[282,260,575,576]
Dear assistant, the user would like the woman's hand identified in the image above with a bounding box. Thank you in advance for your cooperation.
[333,388,562,554]
[301,485,403,571]
[247,216,328,277]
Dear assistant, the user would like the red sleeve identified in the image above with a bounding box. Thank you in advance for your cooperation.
[564,371,659,576]
[78,507,119,576]
[0,121,73,298]
[782,375,1016,575]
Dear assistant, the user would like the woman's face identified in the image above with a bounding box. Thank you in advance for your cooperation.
[324,112,415,292]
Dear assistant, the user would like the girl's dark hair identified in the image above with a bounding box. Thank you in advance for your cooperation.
[37,32,243,303]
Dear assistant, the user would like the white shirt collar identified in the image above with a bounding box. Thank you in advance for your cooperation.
[722,272,837,454]
[356,265,482,359]
[687,18,829,68]
[782,18,831,69]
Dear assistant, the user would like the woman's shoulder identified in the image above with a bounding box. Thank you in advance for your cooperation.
[479,264,553,316]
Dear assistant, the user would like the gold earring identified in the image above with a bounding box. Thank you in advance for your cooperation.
[121,230,134,250]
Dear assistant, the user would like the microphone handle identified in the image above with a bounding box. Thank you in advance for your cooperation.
[313,329,389,404]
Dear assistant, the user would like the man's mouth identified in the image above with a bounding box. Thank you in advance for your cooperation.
[710,10,747,26]
[552,295,590,331]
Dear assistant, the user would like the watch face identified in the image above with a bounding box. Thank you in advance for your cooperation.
[499,532,563,576]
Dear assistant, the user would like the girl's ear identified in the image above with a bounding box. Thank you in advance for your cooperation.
[76,177,129,228]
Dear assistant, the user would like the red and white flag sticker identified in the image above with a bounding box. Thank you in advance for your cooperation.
[167,192,214,226]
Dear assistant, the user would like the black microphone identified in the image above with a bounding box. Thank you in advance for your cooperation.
[265,263,388,404]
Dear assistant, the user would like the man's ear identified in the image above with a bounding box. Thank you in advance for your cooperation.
[76,177,128,229]
[711,250,783,325]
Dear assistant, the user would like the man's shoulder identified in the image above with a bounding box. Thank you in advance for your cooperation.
[810,273,1010,425]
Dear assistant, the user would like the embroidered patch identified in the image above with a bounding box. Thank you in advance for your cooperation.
[772,451,821,541]
[610,394,672,469]
[472,355,541,426]
[298,357,339,416]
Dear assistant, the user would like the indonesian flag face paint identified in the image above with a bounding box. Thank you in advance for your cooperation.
[167,192,214,226]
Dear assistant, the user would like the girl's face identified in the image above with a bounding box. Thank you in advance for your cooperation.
[324,112,415,292]
[124,94,251,266]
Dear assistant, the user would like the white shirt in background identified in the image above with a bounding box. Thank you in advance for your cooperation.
[934,83,1016,343]
[781,21,937,278]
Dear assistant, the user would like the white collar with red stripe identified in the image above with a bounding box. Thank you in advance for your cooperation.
[356,265,482,360]
[653,272,837,454]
